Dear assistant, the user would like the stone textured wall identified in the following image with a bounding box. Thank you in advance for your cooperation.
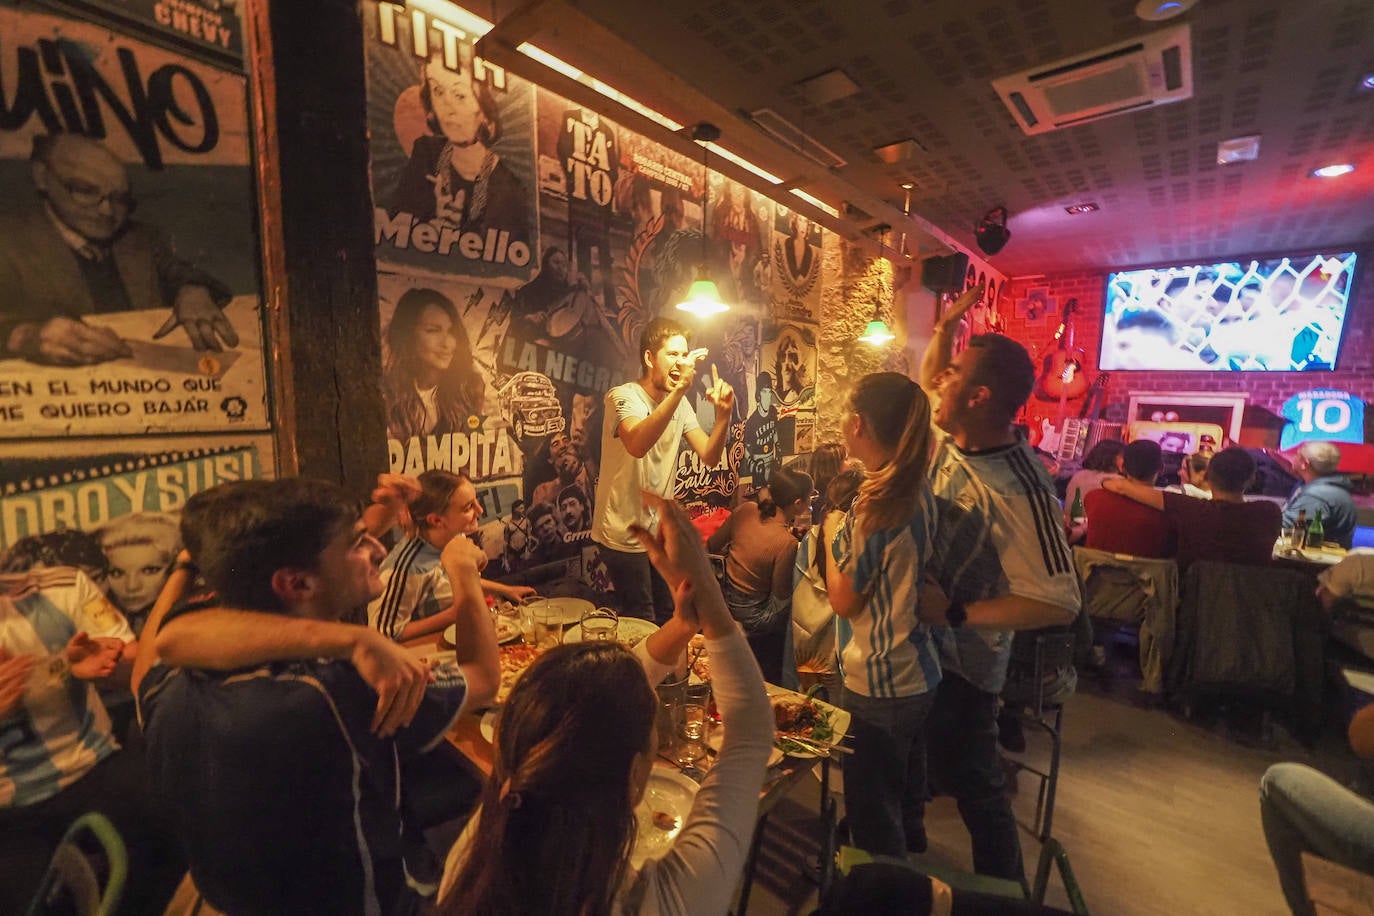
[813,235,919,445]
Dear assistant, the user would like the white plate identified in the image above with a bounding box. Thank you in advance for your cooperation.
[406,645,456,667]
[766,685,852,759]
[479,708,499,744]
[631,768,700,867]
[444,619,521,647]
[564,617,659,647]
[707,729,785,768]
[543,596,594,626]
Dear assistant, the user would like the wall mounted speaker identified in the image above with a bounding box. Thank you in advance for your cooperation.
[921,252,970,292]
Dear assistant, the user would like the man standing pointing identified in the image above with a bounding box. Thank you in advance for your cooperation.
[592,317,734,622]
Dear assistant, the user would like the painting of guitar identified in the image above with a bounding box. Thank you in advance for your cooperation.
[1033,298,1089,403]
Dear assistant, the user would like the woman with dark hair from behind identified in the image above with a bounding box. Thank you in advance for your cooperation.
[383,288,486,441]
[820,371,941,857]
[807,442,848,524]
[438,489,771,915]
[707,465,813,683]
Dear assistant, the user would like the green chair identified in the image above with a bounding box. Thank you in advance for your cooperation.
[25,812,128,916]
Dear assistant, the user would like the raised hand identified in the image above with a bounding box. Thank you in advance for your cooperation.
[629,490,715,591]
[940,283,986,329]
[704,363,735,417]
[441,533,489,576]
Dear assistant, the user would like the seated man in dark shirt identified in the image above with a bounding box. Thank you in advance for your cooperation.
[136,478,500,916]
[1085,438,1174,558]
[1102,446,1281,572]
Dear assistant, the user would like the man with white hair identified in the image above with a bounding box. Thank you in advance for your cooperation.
[1280,442,1358,548]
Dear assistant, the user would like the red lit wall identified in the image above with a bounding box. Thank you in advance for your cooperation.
[1002,270,1374,441]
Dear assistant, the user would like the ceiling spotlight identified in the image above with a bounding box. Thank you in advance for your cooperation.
[900,182,915,190]
[975,206,1011,256]
[1134,0,1197,21]
[1311,163,1355,178]
[1065,202,1099,214]
[1361,73,1374,90]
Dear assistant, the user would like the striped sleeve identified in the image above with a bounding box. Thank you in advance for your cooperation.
[367,538,427,640]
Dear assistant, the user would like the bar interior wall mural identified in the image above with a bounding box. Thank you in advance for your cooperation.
[0,0,275,636]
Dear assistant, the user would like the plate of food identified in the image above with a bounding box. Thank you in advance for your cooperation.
[444,617,521,647]
[631,768,700,867]
[563,617,659,648]
[544,596,594,626]
[497,643,544,704]
[768,685,850,758]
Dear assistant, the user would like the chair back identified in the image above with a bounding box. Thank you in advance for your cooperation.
[1171,560,1326,740]
[25,812,127,916]
[1073,547,1180,693]
[1008,628,1080,718]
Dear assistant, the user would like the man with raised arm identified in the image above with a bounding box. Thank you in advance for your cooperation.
[136,478,500,915]
[911,285,1081,882]
[592,316,734,623]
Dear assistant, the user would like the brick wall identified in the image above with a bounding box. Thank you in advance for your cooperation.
[1001,267,1374,440]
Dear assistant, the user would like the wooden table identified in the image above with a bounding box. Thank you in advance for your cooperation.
[1272,539,1347,569]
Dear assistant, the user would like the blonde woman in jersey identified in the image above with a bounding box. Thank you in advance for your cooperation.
[820,371,940,856]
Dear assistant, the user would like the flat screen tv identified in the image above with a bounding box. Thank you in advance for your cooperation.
[1099,251,1357,371]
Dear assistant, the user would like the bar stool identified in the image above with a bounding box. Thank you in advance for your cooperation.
[1002,628,1087,909]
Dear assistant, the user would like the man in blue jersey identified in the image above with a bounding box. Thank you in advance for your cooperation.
[913,286,1081,882]
[0,565,183,914]
[138,478,501,915]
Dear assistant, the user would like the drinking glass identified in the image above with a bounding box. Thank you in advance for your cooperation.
[580,606,618,642]
[655,674,687,755]
[521,597,556,647]
[531,603,562,649]
[676,703,712,775]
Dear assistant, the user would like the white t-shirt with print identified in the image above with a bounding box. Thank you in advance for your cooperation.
[592,382,700,553]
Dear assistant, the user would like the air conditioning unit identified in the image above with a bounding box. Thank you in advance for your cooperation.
[991,23,1192,136]
[746,108,848,170]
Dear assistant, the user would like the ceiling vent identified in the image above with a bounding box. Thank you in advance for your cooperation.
[991,23,1192,135]
[745,107,848,170]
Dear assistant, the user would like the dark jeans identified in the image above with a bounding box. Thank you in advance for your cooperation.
[0,743,185,916]
[841,687,937,857]
[599,545,673,623]
[923,672,1026,883]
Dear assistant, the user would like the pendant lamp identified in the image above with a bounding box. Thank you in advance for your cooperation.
[857,226,895,345]
[676,123,730,317]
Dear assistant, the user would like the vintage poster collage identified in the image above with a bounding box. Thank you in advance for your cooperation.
[364,1,827,591]
[0,1,271,633]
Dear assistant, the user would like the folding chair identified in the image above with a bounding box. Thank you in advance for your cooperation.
[25,812,127,916]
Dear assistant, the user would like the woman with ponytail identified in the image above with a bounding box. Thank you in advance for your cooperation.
[820,371,941,857]
[438,490,772,915]
[707,465,813,682]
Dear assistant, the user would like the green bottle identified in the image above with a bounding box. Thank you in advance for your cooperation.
[1307,509,1325,550]
[1070,487,1085,523]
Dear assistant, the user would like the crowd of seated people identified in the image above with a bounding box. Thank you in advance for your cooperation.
[1097,444,1282,572]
